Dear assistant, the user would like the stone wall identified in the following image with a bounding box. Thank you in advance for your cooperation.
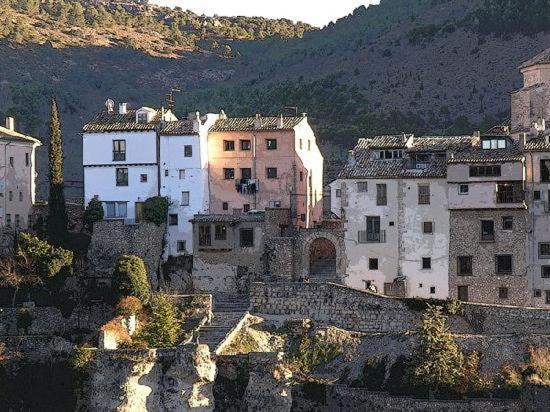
[250,282,550,335]
[87,220,166,289]
[81,344,216,411]
[448,209,530,306]
[326,386,522,412]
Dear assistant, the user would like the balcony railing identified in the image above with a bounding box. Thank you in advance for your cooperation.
[496,184,524,204]
[113,152,126,161]
[235,179,259,195]
[358,230,386,244]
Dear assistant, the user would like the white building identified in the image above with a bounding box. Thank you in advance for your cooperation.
[83,102,216,256]
[159,113,218,256]
[330,134,472,299]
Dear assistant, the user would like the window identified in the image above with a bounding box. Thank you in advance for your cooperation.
[458,285,469,302]
[137,112,148,123]
[540,159,550,182]
[266,139,277,150]
[366,216,381,242]
[184,145,193,157]
[181,191,190,206]
[299,139,303,150]
[165,169,169,177]
[266,167,278,179]
[240,228,254,247]
[222,202,228,211]
[300,213,306,222]
[308,140,311,151]
[103,202,127,218]
[499,287,509,299]
[534,190,541,200]
[8,191,12,201]
[369,258,379,270]
[18,192,22,202]
[300,171,303,182]
[495,255,513,274]
[9,157,13,167]
[496,183,524,204]
[243,204,250,213]
[418,184,430,205]
[546,290,550,305]
[223,168,235,180]
[502,216,513,230]
[377,150,403,160]
[6,214,11,227]
[177,241,186,253]
[241,168,252,180]
[481,220,495,242]
[423,221,434,234]
[25,153,29,166]
[14,215,20,228]
[534,289,542,298]
[481,137,507,150]
[113,140,126,161]
[430,287,436,295]
[539,243,550,258]
[268,200,281,208]
[469,165,501,177]
[169,214,178,226]
[199,225,211,247]
[179,170,186,179]
[541,266,550,279]
[357,182,368,193]
[376,184,387,206]
[240,140,251,151]
[458,256,472,276]
[140,174,147,183]
[335,189,341,198]
[215,224,227,240]
[458,184,469,195]
[116,168,128,186]
[422,257,432,270]
[223,140,235,151]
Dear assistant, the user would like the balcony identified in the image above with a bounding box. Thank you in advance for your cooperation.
[113,151,126,161]
[235,179,259,195]
[496,183,524,204]
[358,230,386,244]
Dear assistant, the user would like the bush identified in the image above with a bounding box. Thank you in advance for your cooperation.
[136,293,181,348]
[113,255,150,305]
[71,347,94,369]
[286,335,341,378]
[17,233,73,279]
[142,196,168,226]
[525,346,550,384]
[116,296,143,317]
[83,198,104,232]
[16,308,33,331]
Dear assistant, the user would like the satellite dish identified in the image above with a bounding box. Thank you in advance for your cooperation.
[105,99,114,113]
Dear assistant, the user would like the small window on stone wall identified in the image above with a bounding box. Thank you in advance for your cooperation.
[240,228,254,248]
[430,287,436,294]
[422,257,431,270]
[495,255,513,274]
[498,287,509,299]
[534,289,542,298]
[369,258,378,270]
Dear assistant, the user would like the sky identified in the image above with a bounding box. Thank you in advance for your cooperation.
[153,1,379,27]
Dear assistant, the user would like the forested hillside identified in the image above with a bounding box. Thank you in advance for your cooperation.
[0,0,550,194]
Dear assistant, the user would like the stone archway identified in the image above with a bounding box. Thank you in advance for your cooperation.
[308,237,337,277]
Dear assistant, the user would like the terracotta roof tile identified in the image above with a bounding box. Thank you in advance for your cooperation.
[82,109,161,133]
[448,141,524,164]
[520,47,550,69]
[0,126,41,144]
[524,138,550,151]
[408,136,472,152]
[191,213,265,224]
[210,116,304,132]
[160,120,195,135]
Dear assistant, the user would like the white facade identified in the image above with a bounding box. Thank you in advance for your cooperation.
[160,113,219,256]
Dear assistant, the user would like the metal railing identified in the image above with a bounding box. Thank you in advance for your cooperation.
[358,229,386,244]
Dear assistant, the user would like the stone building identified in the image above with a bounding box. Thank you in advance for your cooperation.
[190,208,345,294]
[206,113,324,228]
[0,117,41,230]
[330,134,472,299]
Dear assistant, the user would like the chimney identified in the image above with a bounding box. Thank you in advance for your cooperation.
[119,103,127,115]
[301,112,307,118]
[5,117,14,131]
[192,111,200,133]
[277,114,284,129]
[347,150,355,165]
[219,109,227,120]
[254,114,262,129]
[473,130,481,138]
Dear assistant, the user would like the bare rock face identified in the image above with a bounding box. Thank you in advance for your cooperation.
[83,344,217,411]
[243,352,293,412]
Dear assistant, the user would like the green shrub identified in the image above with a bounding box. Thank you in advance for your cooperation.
[113,255,150,305]
[16,308,33,331]
[71,347,94,369]
[287,335,341,377]
[142,196,168,226]
[136,293,181,348]
[17,232,73,279]
[83,198,104,232]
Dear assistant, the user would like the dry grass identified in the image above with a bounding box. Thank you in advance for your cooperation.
[527,346,550,385]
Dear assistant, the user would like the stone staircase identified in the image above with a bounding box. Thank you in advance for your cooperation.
[198,293,250,352]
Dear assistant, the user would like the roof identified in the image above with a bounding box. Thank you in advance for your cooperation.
[191,213,265,224]
[407,136,472,152]
[160,120,195,135]
[360,135,411,149]
[0,126,41,145]
[524,138,550,151]
[484,123,511,136]
[210,116,305,132]
[448,141,524,164]
[82,109,161,133]
[520,48,550,69]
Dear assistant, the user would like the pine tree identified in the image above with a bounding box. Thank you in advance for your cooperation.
[47,97,68,245]
[137,294,181,348]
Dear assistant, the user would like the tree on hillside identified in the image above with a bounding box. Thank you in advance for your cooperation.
[47,97,68,246]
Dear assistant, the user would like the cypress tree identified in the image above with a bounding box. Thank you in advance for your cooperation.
[47,97,68,245]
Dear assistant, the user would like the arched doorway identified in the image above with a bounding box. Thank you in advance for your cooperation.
[309,237,337,276]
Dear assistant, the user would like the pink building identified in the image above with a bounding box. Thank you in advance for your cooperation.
[207,113,324,227]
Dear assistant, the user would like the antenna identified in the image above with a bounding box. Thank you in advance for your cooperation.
[105,99,114,113]
[284,106,298,116]
[166,87,181,111]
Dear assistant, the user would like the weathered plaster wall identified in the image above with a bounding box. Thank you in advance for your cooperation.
[82,345,217,411]
[88,220,166,288]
